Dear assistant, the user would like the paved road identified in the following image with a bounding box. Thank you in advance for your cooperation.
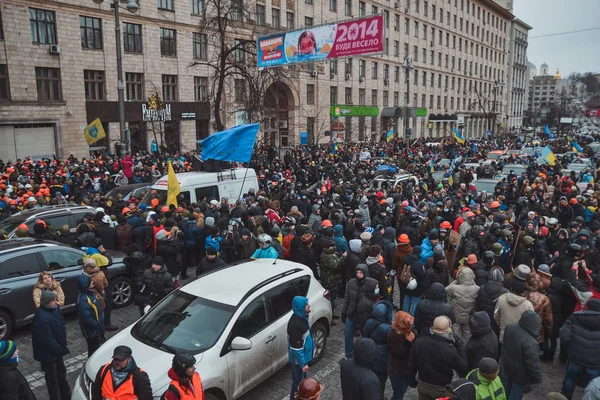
[14,289,584,400]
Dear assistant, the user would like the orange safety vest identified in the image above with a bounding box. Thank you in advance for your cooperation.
[100,364,141,400]
[168,373,205,400]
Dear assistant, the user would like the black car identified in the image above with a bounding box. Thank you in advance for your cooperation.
[0,205,96,238]
[0,238,133,340]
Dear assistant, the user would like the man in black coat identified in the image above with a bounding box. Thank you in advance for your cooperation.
[502,310,542,399]
[31,291,71,400]
[408,315,468,399]
[340,338,381,400]
[0,341,36,400]
[560,298,600,399]
[465,311,498,371]
[414,282,456,336]
[475,268,508,336]
[92,345,152,400]
[196,247,227,276]
[95,215,117,250]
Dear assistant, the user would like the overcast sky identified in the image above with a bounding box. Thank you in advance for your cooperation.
[512,0,600,77]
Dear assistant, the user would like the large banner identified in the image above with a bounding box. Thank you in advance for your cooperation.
[257,14,384,68]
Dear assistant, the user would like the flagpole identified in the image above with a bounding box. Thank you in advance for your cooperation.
[237,165,250,203]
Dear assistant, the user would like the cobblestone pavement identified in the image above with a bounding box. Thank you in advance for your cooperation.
[15,280,584,400]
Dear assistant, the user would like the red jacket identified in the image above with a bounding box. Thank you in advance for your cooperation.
[122,155,133,179]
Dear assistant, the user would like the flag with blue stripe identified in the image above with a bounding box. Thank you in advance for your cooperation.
[386,127,394,142]
[572,142,583,154]
[544,124,553,139]
[453,128,465,144]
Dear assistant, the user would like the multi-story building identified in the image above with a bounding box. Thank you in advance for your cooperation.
[504,18,530,132]
[0,0,513,159]
[527,67,569,115]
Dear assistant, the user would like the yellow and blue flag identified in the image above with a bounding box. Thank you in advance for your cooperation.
[572,142,583,154]
[83,118,106,145]
[166,161,180,207]
[331,141,339,155]
[453,128,465,145]
[541,146,557,166]
[200,123,259,162]
[544,124,553,139]
[386,127,395,142]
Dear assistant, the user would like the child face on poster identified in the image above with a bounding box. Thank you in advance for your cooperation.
[298,31,316,54]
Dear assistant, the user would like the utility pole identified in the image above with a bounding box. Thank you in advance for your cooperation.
[403,56,414,139]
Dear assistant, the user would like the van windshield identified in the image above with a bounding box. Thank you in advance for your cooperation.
[141,189,190,206]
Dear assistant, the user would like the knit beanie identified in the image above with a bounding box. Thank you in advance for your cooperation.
[205,217,215,227]
[349,239,362,253]
[40,290,58,306]
[0,340,17,363]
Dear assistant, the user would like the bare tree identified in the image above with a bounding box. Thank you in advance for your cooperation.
[300,106,332,144]
[191,0,293,131]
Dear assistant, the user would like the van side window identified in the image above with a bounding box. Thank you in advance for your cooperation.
[195,186,219,203]
[180,191,191,204]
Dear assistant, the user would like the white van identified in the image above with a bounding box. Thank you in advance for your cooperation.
[142,168,258,205]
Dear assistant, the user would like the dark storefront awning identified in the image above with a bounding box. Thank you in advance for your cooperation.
[429,113,439,121]
[429,114,458,122]
[381,107,402,118]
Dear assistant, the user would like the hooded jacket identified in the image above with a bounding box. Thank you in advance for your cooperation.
[142,265,174,304]
[362,300,393,375]
[391,242,413,273]
[414,282,456,336]
[494,292,534,343]
[32,274,65,308]
[524,274,553,342]
[287,296,313,367]
[446,268,480,326]
[382,227,397,270]
[358,197,371,228]
[342,264,378,328]
[333,224,349,254]
[419,237,436,264]
[76,274,105,339]
[560,299,600,368]
[466,369,506,400]
[465,311,498,371]
[340,338,381,400]
[502,310,543,385]
[320,247,344,291]
[475,280,508,336]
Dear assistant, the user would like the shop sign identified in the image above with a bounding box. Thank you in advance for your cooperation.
[330,105,380,117]
[142,104,172,122]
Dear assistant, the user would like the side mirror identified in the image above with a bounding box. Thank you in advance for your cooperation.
[77,259,84,265]
[231,336,252,351]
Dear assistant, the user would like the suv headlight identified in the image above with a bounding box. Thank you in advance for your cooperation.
[79,369,92,399]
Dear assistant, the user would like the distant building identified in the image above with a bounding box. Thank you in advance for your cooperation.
[528,62,537,80]
[540,62,549,76]
[505,18,531,131]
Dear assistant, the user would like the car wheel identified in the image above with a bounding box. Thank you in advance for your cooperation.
[310,321,327,365]
[0,310,13,341]
[109,276,133,308]
[204,392,220,400]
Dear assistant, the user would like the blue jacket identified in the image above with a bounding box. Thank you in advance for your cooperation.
[205,235,223,252]
[182,220,201,246]
[287,296,314,367]
[333,225,349,254]
[419,237,435,264]
[31,305,69,362]
[251,246,279,259]
[362,300,394,375]
[76,275,105,339]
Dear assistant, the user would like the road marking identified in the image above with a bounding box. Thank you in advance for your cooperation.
[279,348,345,400]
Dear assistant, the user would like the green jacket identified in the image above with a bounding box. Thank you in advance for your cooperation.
[467,369,507,400]
[320,247,344,291]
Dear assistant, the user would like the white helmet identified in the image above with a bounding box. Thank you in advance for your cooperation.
[406,277,418,291]
[257,234,273,247]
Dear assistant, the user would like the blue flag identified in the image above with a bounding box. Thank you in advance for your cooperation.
[544,124,553,139]
[200,123,259,163]
[331,142,338,155]
[541,146,557,166]
[572,142,583,154]
[453,128,465,144]
[386,127,395,142]
[487,130,493,137]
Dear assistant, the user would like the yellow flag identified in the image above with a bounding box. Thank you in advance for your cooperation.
[83,118,106,145]
[167,161,180,207]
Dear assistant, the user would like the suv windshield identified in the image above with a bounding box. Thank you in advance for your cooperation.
[131,291,234,354]
[0,215,28,233]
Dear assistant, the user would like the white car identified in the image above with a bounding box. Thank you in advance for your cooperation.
[73,259,332,400]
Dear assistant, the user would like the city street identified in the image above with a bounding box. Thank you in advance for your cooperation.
[13,282,584,400]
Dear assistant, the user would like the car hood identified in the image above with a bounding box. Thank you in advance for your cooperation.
[85,326,205,395]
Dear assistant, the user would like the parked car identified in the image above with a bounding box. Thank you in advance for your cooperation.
[0,238,131,340]
[0,205,96,238]
[472,178,500,196]
[73,259,332,400]
[105,183,151,202]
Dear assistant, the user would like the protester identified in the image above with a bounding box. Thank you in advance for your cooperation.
[466,358,506,400]
[32,271,65,309]
[340,338,381,400]
[139,256,174,315]
[387,311,415,400]
[162,353,204,400]
[91,345,152,400]
[446,267,480,344]
[0,341,36,400]
[363,300,394,397]
[76,274,105,357]
[296,378,325,400]
[287,296,313,400]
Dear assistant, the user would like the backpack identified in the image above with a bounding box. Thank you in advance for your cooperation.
[400,263,412,285]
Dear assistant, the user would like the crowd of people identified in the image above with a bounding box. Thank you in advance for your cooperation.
[0,133,600,400]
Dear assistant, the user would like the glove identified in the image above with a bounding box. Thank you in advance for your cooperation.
[341,313,346,323]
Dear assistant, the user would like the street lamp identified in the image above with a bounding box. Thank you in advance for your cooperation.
[93,0,139,156]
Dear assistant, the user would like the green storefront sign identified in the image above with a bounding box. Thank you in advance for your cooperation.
[330,105,380,117]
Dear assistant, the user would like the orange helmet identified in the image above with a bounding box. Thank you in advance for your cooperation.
[321,220,333,227]
[398,234,410,243]
[9,200,17,205]
[151,198,159,207]
[491,201,501,208]
[160,206,169,213]
[121,207,131,215]
[440,221,452,229]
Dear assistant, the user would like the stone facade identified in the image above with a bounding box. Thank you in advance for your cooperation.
[0,0,516,158]
[504,18,530,132]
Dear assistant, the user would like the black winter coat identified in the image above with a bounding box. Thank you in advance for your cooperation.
[293,243,319,279]
[503,311,543,385]
[0,363,36,400]
[547,277,565,339]
[340,338,381,400]
[465,321,498,371]
[387,329,413,377]
[141,266,174,305]
[31,306,69,363]
[342,265,378,329]
[475,280,508,336]
[362,300,393,375]
[414,282,456,336]
[560,309,600,368]
[408,333,468,387]
[472,262,491,286]
[95,224,117,250]
[196,256,227,275]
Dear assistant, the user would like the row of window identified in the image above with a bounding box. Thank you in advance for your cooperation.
[0,64,214,103]
[320,83,498,112]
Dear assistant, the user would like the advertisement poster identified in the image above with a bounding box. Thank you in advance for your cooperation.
[257,14,384,68]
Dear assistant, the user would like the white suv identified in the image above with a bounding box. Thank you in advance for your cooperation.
[73,259,332,400]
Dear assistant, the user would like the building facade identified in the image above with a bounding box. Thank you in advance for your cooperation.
[504,18,530,132]
[0,0,514,159]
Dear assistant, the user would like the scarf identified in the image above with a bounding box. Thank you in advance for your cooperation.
[111,359,133,387]
[366,256,380,266]
[392,311,415,342]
